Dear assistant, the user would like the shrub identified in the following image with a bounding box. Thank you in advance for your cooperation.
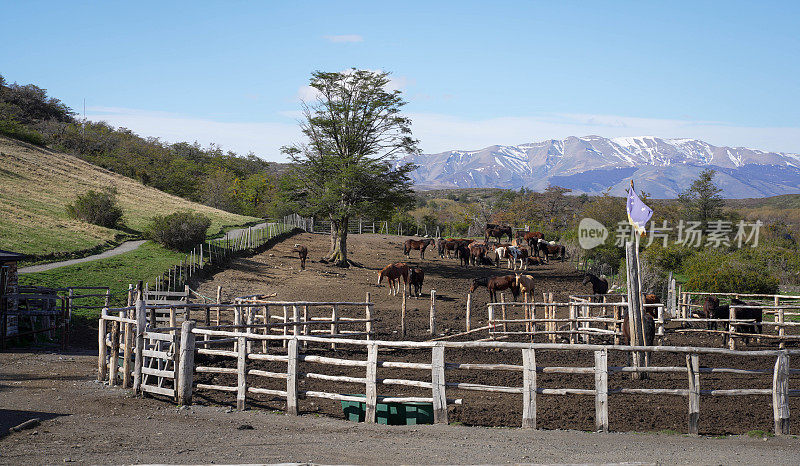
[682,248,779,294]
[144,211,211,251]
[642,242,695,272]
[66,189,123,228]
[0,117,47,146]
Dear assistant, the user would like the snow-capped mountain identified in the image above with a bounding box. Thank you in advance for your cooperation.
[399,136,800,198]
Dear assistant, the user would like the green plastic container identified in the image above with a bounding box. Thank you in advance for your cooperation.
[340,395,433,425]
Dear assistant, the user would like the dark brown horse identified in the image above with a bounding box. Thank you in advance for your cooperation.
[404,238,435,259]
[536,238,567,261]
[520,231,544,249]
[582,272,608,295]
[409,268,424,297]
[470,275,520,303]
[438,238,473,258]
[622,294,658,345]
[469,243,489,266]
[456,245,470,266]
[291,244,308,270]
[485,225,513,244]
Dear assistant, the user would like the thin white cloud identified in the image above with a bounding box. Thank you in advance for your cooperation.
[323,34,363,43]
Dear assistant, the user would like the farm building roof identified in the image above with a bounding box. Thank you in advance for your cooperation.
[0,250,28,263]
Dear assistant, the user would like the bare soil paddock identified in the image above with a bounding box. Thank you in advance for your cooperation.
[2,351,800,465]
[3,232,800,464]
[192,233,800,435]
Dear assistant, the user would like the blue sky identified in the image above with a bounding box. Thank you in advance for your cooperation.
[2,1,798,161]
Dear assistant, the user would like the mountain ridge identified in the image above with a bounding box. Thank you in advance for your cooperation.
[399,136,800,198]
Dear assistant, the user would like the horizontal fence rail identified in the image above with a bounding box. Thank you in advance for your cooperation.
[99,299,799,436]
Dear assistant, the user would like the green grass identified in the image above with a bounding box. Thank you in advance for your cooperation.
[20,241,186,315]
[0,136,259,258]
[746,430,774,438]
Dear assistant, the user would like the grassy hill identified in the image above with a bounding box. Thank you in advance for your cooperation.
[0,136,259,257]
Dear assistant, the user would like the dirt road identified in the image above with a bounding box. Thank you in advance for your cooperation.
[2,351,798,465]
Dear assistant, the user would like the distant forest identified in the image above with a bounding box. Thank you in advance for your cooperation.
[0,74,289,218]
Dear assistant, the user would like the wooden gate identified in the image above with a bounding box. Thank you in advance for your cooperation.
[139,328,179,398]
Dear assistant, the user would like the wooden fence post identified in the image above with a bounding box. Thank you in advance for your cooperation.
[177,320,195,405]
[133,299,146,394]
[365,343,378,423]
[401,292,406,337]
[365,292,372,341]
[429,290,437,335]
[728,304,738,350]
[773,351,790,435]
[431,344,447,424]
[330,305,338,350]
[626,240,646,379]
[237,332,247,411]
[122,310,133,388]
[594,348,609,432]
[98,309,108,381]
[568,302,577,344]
[777,298,785,350]
[466,293,471,332]
[286,338,299,415]
[522,347,537,429]
[687,353,700,434]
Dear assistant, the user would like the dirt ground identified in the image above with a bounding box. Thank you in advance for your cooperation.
[190,232,799,435]
[3,232,800,464]
[2,351,800,465]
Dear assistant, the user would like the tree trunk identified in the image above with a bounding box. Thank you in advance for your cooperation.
[326,217,349,267]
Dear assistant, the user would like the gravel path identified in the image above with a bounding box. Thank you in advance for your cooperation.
[17,222,271,275]
[2,351,799,464]
[18,240,147,274]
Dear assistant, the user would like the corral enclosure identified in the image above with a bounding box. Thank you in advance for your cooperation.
[94,231,800,435]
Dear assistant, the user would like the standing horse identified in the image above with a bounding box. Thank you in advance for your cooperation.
[470,275,520,303]
[507,246,528,270]
[456,245,470,266]
[377,262,409,296]
[404,238,435,260]
[291,244,308,270]
[485,225,513,244]
[536,238,567,262]
[582,272,608,296]
[469,243,488,266]
[409,268,424,297]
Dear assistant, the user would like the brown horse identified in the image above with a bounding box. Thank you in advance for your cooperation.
[470,275,520,302]
[622,294,658,345]
[456,244,470,266]
[485,225,513,244]
[536,238,567,261]
[291,244,308,270]
[520,231,544,249]
[404,238,435,259]
[377,262,409,296]
[439,238,473,258]
[409,268,424,297]
[582,272,608,295]
[469,243,489,266]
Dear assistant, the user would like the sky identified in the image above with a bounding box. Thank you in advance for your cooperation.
[2,0,799,161]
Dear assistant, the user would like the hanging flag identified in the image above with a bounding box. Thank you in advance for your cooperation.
[627,180,653,236]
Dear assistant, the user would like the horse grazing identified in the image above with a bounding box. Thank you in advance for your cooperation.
[469,243,489,266]
[485,225,514,244]
[291,244,308,270]
[409,268,424,297]
[404,238,435,260]
[582,272,608,295]
[377,262,409,296]
[470,275,520,303]
[536,238,567,262]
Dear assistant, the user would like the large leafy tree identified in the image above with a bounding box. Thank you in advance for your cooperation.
[283,70,419,267]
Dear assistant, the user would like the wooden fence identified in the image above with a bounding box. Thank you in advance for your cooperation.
[677,291,800,349]
[99,302,800,435]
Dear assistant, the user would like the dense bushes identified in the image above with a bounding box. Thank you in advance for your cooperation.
[682,248,779,294]
[144,212,211,251]
[0,117,46,145]
[66,189,123,228]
